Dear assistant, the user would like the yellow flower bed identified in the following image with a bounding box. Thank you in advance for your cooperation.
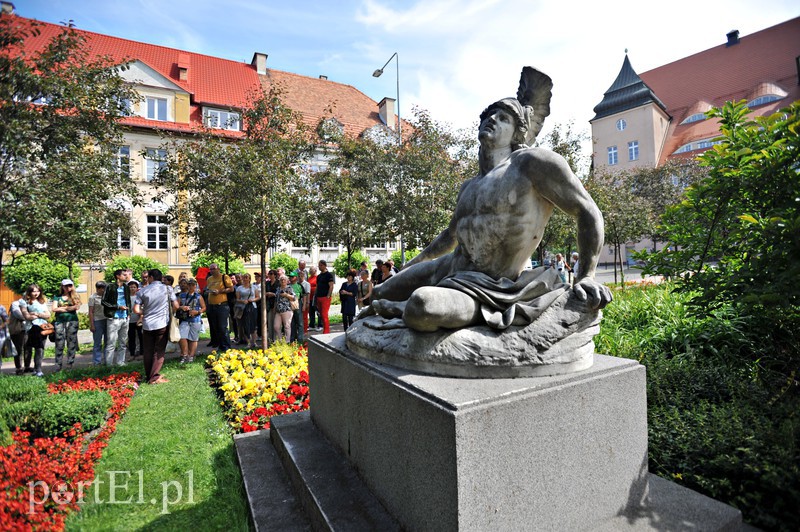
[206,342,308,429]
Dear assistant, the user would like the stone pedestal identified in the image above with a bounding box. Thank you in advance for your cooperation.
[310,334,650,531]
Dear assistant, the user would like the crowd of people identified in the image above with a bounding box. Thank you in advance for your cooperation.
[0,256,408,381]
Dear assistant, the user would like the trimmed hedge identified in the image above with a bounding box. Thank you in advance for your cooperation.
[0,375,48,403]
[0,390,112,439]
[36,390,112,438]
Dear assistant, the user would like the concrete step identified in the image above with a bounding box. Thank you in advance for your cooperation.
[233,430,312,532]
[270,411,400,532]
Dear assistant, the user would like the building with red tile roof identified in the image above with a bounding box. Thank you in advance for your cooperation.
[588,16,800,264]
[3,12,399,289]
[591,16,800,171]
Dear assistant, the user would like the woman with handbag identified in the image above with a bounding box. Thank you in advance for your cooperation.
[273,275,295,343]
[52,279,81,369]
[177,278,206,363]
[22,284,50,377]
[235,273,259,349]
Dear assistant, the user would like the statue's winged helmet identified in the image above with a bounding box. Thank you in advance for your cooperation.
[479,67,553,150]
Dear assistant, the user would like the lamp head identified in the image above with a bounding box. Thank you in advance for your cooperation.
[372,69,383,78]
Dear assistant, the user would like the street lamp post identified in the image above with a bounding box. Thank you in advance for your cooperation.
[372,52,401,140]
[372,52,405,265]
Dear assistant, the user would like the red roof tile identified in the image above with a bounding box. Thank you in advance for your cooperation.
[261,69,388,138]
[9,15,387,139]
[12,16,260,112]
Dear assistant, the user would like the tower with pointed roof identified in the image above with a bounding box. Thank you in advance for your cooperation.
[590,55,669,171]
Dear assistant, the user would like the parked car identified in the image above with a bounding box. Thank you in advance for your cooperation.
[531,260,540,268]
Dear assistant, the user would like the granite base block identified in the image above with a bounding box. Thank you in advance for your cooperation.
[309,334,651,531]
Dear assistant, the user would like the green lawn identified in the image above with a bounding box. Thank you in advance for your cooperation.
[65,360,250,531]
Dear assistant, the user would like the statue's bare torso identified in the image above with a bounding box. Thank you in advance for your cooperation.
[453,153,555,280]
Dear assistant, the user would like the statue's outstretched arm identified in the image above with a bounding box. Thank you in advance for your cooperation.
[520,148,611,309]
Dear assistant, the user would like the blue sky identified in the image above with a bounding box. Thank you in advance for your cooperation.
[15,0,800,152]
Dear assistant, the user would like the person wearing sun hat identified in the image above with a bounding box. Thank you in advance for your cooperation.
[52,278,81,369]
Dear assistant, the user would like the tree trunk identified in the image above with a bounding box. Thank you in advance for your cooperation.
[260,246,268,351]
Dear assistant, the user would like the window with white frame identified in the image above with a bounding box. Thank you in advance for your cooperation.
[319,240,337,249]
[628,141,639,161]
[146,215,168,250]
[117,229,131,250]
[146,96,167,121]
[145,148,167,181]
[616,119,627,131]
[204,108,240,131]
[113,145,130,178]
[607,146,618,165]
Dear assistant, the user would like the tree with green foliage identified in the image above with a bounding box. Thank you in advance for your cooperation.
[3,252,81,296]
[627,159,706,251]
[308,124,392,269]
[155,85,313,349]
[393,108,474,256]
[585,170,649,284]
[102,256,167,284]
[310,107,474,268]
[0,16,139,277]
[640,100,800,311]
[190,252,245,276]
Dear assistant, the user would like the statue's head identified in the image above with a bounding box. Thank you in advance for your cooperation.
[479,98,533,151]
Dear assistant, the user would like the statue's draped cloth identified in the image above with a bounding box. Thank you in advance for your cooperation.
[345,266,600,378]
[437,266,566,329]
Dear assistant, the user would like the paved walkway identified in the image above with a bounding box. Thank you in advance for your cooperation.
[1,314,344,376]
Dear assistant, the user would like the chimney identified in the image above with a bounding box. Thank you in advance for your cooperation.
[319,75,328,80]
[251,52,268,75]
[378,97,396,130]
[1,2,15,15]
[726,29,740,47]
[177,53,190,82]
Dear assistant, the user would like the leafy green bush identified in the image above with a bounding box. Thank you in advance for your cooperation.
[0,375,48,403]
[267,252,297,274]
[639,101,800,312]
[191,252,245,276]
[2,252,82,296]
[332,250,368,278]
[599,283,800,530]
[390,248,420,266]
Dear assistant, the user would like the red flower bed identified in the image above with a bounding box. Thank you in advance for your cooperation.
[0,372,139,531]
[239,370,309,433]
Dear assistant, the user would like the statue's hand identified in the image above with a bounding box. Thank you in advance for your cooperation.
[573,278,613,310]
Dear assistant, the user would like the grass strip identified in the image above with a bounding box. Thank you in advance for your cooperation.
[65,359,250,531]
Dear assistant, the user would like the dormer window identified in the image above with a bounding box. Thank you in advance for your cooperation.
[681,113,706,125]
[747,95,781,108]
[146,96,167,121]
[205,108,240,131]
